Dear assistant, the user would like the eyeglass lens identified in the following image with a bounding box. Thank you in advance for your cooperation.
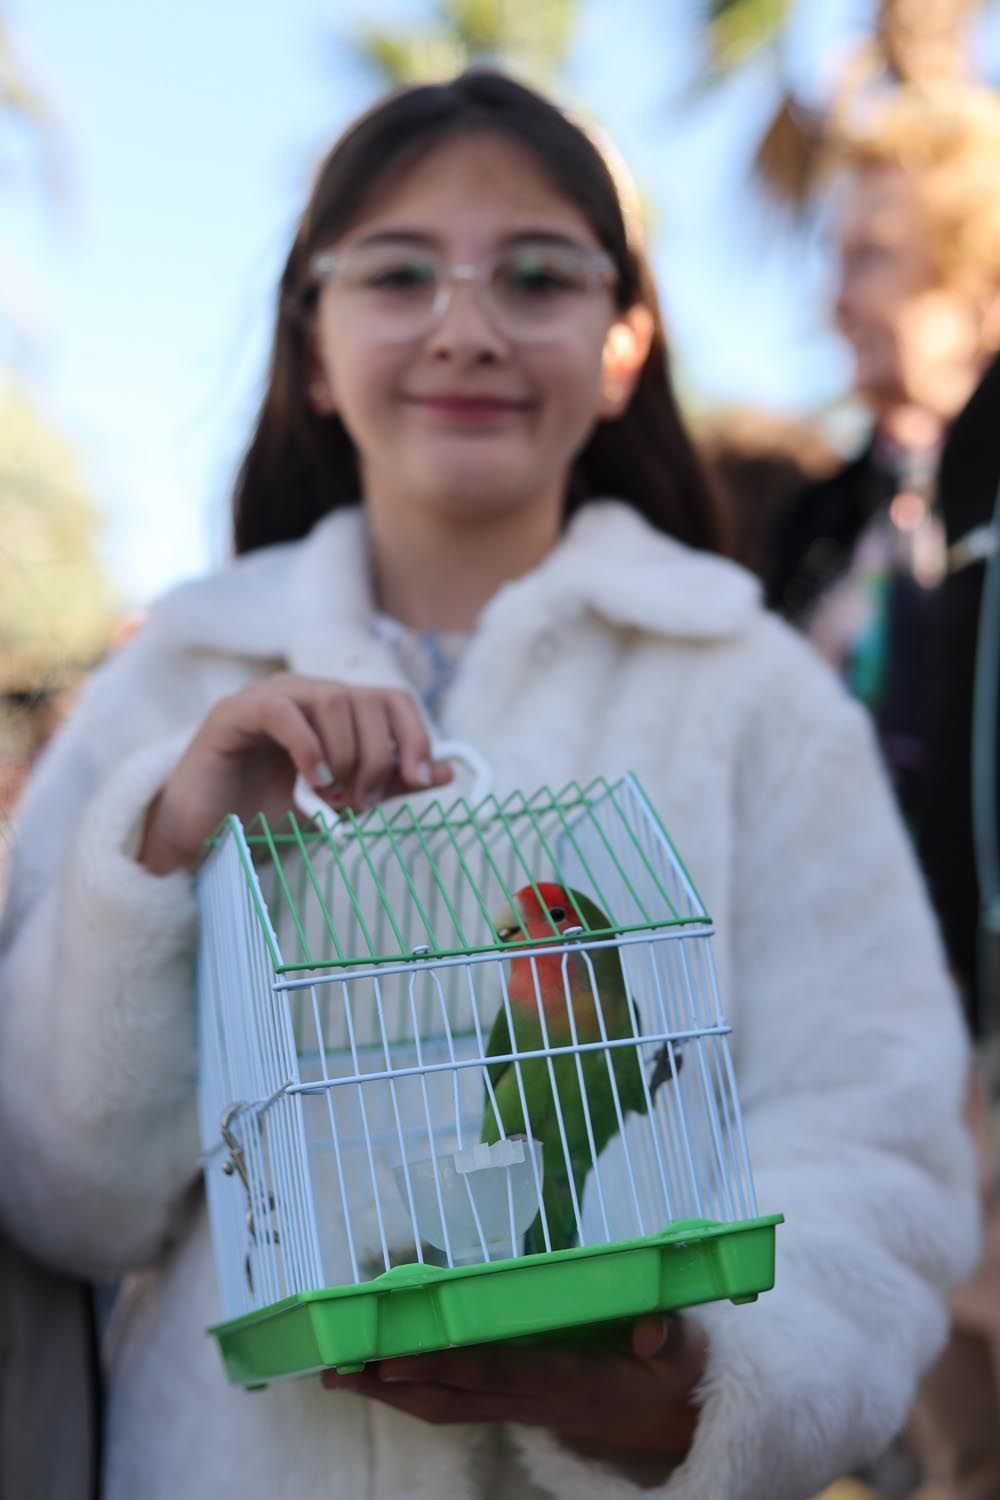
[328,243,609,341]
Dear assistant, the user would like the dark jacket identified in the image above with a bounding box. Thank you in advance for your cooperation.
[766,357,1000,1035]
[766,442,933,828]
[919,354,1000,1037]
[766,440,898,624]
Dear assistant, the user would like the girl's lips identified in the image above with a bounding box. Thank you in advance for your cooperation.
[407,395,532,419]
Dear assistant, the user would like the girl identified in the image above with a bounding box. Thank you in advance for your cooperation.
[0,71,979,1500]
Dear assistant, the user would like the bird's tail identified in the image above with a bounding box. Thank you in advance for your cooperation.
[648,1041,683,1100]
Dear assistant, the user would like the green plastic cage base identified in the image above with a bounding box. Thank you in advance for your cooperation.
[209,1213,782,1387]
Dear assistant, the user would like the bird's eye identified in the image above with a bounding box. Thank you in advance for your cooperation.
[548,906,566,922]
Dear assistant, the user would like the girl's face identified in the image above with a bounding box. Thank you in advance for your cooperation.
[308,134,636,526]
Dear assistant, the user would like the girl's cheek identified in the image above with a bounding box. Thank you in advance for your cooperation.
[526,349,596,407]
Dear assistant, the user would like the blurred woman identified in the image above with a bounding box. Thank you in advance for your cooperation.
[766,84,1000,1500]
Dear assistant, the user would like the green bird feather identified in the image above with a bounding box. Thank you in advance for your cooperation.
[480,881,680,1254]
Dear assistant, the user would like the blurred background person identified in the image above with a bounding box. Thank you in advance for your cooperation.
[766,85,1000,836]
[908,346,1000,1500]
[765,81,1000,1025]
[764,83,1000,1500]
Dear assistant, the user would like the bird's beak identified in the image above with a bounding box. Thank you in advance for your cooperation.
[493,902,522,943]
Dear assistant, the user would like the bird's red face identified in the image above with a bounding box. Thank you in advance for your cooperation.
[494,883,581,944]
[493,883,589,1021]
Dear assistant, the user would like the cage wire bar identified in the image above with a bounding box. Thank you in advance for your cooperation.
[197,773,764,1332]
[229,774,709,975]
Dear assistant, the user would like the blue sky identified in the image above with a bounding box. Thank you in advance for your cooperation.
[7,0,990,606]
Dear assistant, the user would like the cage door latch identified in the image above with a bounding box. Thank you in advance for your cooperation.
[220,1103,278,1294]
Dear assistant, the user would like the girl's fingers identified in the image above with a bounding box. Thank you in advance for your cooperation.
[209,676,449,812]
[351,695,400,807]
[254,696,328,784]
[309,690,358,796]
[385,692,435,790]
[632,1314,672,1360]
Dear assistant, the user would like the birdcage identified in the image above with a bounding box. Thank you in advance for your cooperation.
[196,749,782,1387]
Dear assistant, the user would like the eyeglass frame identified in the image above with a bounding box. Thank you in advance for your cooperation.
[306,242,619,344]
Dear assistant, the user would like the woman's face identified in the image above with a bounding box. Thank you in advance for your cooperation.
[834,164,985,420]
[308,133,627,526]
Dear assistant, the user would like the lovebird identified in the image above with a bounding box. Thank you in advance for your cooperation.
[480,881,681,1254]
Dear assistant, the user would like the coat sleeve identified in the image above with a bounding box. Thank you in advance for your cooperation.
[509,634,981,1500]
[0,632,208,1279]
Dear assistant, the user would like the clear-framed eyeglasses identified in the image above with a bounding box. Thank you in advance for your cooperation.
[308,240,617,344]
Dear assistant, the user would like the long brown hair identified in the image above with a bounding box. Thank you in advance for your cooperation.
[233,71,724,556]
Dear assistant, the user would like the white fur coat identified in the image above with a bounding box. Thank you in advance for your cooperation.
[0,501,980,1500]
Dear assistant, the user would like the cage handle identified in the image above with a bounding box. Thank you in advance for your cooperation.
[292,738,492,834]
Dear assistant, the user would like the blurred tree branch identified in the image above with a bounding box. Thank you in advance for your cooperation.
[0,379,115,693]
[0,11,113,839]
[695,0,991,211]
[0,12,68,205]
[355,0,577,87]
[704,0,792,75]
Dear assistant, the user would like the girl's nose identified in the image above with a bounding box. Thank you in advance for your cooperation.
[425,279,510,362]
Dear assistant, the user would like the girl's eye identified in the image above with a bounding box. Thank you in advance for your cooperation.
[500,255,579,298]
[548,906,566,922]
[365,262,438,293]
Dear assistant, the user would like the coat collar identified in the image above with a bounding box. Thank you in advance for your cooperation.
[150,500,760,667]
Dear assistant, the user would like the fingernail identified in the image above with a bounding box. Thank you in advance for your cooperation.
[416,760,432,786]
[378,1361,414,1382]
[314,763,334,787]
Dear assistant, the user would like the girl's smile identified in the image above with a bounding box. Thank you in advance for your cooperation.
[400,390,537,424]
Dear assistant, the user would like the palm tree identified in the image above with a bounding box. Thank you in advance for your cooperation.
[0,12,112,842]
[697,0,987,207]
[353,0,578,88]
[0,10,67,204]
[0,378,115,694]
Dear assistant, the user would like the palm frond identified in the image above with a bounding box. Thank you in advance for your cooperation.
[0,15,70,205]
[751,92,825,211]
[705,0,794,73]
[355,0,578,89]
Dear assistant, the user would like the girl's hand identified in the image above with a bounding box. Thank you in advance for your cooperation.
[321,1314,707,1487]
[139,674,453,876]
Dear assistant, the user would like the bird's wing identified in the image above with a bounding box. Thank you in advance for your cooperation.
[483,1001,513,1091]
